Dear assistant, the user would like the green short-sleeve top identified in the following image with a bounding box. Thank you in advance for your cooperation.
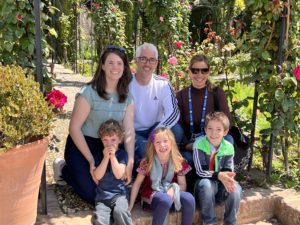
[78,85,133,138]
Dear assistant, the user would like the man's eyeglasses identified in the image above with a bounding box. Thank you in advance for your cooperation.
[137,56,158,65]
[106,45,126,53]
[189,67,210,75]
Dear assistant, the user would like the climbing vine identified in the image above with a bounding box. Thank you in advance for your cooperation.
[238,0,300,171]
[89,0,128,55]
[0,0,55,68]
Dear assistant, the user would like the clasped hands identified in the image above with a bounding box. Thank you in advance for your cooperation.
[89,145,133,185]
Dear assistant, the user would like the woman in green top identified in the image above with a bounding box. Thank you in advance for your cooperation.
[53,45,135,204]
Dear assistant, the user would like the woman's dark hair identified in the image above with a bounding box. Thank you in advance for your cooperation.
[189,54,215,91]
[189,54,210,69]
[88,46,132,103]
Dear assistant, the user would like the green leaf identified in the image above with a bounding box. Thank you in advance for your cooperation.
[282,76,290,86]
[28,43,34,54]
[48,28,58,38]
[4,41,13,52]
[48,6,60,15]
[15,29,25,39]
[281,100,289,112]
[274,89,284,101]
[272,117,284,131]
[290,77,298,86]
[261,51,270,60]
[266,13,272,20]
[19,1,26,10]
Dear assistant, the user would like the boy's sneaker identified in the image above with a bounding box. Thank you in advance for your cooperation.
[53,158,67,185]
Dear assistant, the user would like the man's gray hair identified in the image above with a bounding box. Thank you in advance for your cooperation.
[135,43,158,59]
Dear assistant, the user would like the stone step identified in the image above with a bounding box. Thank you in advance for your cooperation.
[36,186,300,225]
[131,187,300,225]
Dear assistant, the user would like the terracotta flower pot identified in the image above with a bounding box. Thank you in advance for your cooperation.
[0,137,49,225]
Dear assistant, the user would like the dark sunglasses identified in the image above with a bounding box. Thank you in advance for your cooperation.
[189,67,209,75]
[106,45,126,53]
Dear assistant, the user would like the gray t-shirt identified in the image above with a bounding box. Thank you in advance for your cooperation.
[79,85,133,138]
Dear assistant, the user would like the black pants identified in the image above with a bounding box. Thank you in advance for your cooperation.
[62,135,103,204]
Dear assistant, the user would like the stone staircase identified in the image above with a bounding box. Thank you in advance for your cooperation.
[36,185,300,225]
[132,186,300,225]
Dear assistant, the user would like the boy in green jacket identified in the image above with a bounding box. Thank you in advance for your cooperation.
[193,112,242,225]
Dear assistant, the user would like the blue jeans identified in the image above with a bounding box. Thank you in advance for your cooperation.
[134,123,183,168]
[149,191,195,225]
[195,179,242,225]
[92,195,132,225]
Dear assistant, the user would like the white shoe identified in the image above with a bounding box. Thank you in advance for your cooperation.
[53,158,67,185]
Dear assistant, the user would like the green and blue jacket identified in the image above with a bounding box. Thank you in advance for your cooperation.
[193,136,234,181]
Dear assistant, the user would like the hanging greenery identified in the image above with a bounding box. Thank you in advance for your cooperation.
[237,0,300,171]
[51,0,77,64]
[89,0,128,55]
[141,0,191,53]
[58,13,72,63]
[139,0,191,89]
[0,0,56,68]
[119,0,135,58]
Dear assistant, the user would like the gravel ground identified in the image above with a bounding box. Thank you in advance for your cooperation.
[47,64,283,225]
[47,64,93,212]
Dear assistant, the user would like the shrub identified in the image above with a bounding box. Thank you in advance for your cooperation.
[0,65,53,152]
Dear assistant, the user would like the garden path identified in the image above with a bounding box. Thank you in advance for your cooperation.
[45,64,91,185]
[35,63,299,225]
[36,64,93,224]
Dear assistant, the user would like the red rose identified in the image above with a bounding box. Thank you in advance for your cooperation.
[16,14,23,22]
[46,90,68,109]
[175,41,182,49]
[293,65,300,81]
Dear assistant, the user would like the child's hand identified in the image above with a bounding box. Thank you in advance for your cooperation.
[128,203,133,212]
[167,187,175,201]
[103,148,110,158]
[107,146,117,156]
[218,171,237,193]
[185,143,193,151]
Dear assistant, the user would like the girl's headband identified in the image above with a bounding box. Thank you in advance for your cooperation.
[149,130,155,142]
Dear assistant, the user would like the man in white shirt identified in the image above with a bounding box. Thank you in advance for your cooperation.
[129,43,183,167]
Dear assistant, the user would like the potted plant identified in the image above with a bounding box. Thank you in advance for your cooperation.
[0,65,53,225]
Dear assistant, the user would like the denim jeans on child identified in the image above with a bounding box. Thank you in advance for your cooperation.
[195,179,242,225]
[92,195,132,225]
[149,191,195,225]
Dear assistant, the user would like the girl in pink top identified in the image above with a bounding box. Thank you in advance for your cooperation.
[129,127,195,225]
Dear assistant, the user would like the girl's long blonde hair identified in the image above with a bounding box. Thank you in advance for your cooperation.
[145,127,184,174]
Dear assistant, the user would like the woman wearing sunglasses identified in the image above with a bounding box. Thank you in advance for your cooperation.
[176,54,232,171]
[53,45,135,204]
